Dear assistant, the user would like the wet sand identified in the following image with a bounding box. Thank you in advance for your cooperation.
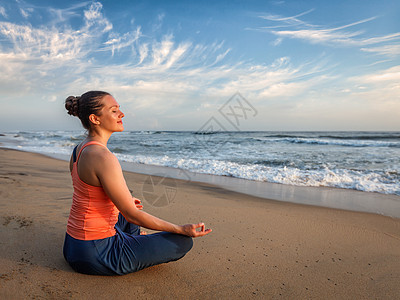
[1,148,400,299]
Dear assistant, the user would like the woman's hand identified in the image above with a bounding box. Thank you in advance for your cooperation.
[180,223,212,237]
[133,197,143,210]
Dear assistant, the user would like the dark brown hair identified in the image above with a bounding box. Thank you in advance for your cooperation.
[65,91,110,130]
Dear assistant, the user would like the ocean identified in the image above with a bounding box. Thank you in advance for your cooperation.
[1,130,399,196]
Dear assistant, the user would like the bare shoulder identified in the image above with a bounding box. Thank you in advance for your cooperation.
[76,144,121,186]
[81,144,118,165]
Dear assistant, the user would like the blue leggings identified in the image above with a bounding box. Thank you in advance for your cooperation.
[63,213,193,275]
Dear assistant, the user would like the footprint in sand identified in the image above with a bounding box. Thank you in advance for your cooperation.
[2,215,33,228]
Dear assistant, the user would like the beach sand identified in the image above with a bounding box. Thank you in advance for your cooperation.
[1,148,400,299]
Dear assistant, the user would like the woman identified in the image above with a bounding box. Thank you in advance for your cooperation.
[63,91,211,275]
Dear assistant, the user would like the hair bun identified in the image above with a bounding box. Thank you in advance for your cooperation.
[65,96,80,117]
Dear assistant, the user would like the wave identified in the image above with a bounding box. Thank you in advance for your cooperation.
[291,138,399,148]
[109,147,127,153]
[69,134,86,141]
[193,131,224,135]
[318,134,400,140]
[128,131,175,135]
[260,137,400,148]
[253,159,296,167]
[263,134,310,139]
[261,132,400,139]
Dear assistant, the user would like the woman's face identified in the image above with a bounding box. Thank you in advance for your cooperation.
[97,95,125,133]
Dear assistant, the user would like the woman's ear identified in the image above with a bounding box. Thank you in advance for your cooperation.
[89,114,101,125]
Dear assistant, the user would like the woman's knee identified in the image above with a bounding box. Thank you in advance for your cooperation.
[178,235,193,255]
[159,232,193,256]
[167,236,192,263]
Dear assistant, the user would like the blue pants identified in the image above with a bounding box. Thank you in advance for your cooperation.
[63,213,193,275]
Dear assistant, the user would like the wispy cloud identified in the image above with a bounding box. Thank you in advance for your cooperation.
[271,28,362,45]
[361,44,400,57]
[104,27,142,56]
[0,2,117,98]
[351,65,400,83]
[271,37,283,46]
[268,16,376,46]
[152,12,165,32]
[346,66,400,121]
[359,32,400,45]
[259,11,400,58]
[47,2,91,26]
[0,6,7,18]
[84,2,112,32]
[19,7,33,19]
[259,9,315,27]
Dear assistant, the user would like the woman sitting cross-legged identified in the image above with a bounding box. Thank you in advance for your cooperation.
[63,91,212,275]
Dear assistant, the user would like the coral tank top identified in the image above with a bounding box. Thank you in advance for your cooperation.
[66,141,119,240]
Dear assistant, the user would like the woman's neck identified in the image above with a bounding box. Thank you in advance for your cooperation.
[85,129,112,146]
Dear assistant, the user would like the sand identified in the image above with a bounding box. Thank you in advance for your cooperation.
[0,147,400,299]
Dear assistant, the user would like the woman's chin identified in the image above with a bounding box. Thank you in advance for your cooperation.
[115,125,124,132]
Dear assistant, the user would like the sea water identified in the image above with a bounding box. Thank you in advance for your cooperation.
[1,130,399,196]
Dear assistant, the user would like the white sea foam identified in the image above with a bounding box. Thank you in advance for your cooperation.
[264,137,400,148]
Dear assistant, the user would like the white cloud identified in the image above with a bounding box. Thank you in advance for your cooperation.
[151,34,174,66]
[20,8,30,18]
[0,21,88,62]
[164,41,191,68]
[357,32,400,46]
[138,43,149,64]
[271,37,282,46]
[47,2,90,26]
[351,65,400,84]
[346,66,400,118]
[104,27,142,56]
[211,48,230,65]
[271,28,363,45]
[361,44,400,57]
[0,6,7,18]
[152,12,165,32]
[84,2,112,32]
[260,12,400,57]
[259,9,315,27]
[158,13,165,22]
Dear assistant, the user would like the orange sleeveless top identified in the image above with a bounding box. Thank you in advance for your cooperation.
[66,141,119,240]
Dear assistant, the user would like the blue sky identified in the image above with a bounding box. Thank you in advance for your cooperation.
[0,0,399,131]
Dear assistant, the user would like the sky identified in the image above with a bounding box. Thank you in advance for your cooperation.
[0,0,399,131]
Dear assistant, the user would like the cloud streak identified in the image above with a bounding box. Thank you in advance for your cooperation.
[0,6,6,18]
[259,9,315,27]
[361,44,400,57]
[260,12,400,58]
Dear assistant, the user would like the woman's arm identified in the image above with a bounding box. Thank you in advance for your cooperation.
[69,155,73,173]
[94,148,211,237]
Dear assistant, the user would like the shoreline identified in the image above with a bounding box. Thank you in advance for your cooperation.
[1,147,400,298]
[5,146,400,218]
[120,161,400,219]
